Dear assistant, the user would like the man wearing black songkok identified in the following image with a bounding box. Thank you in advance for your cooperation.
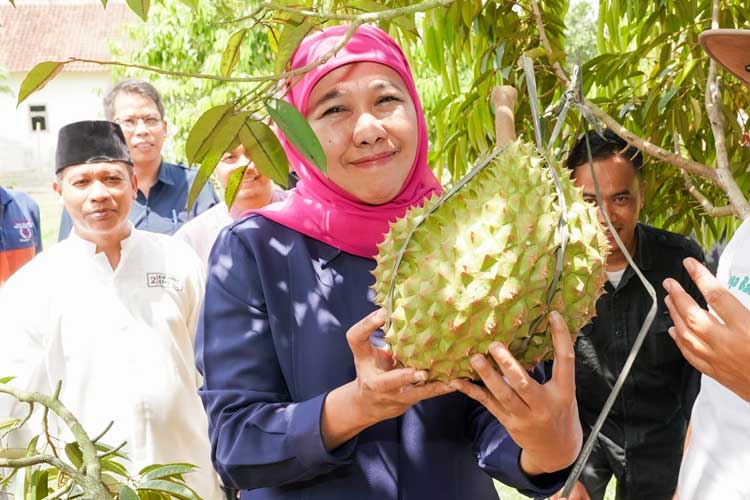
[0,120,223,500]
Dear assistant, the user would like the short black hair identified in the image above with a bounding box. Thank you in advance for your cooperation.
[103,79,165,121]
[565,128,643,175]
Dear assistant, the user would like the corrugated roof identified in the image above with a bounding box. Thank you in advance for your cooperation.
[0,2,139,73]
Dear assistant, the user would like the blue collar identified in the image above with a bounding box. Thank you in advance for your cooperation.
[156,160,177,187]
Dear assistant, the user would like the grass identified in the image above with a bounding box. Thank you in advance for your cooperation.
[495,478,616,499]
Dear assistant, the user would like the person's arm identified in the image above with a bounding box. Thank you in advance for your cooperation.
[664,257,750,400]
[196,227,348,490]
[197,227,454,490]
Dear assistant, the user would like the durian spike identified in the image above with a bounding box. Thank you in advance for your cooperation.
[492,85,518,147]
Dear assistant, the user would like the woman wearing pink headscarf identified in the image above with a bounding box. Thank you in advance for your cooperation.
[196,25,581,500]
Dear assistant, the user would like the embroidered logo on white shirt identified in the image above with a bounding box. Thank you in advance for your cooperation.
[146,273,183,290]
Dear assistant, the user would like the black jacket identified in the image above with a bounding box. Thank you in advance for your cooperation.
[574,223,706,489]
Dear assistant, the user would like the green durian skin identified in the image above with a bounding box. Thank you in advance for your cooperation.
[371,141,608,382]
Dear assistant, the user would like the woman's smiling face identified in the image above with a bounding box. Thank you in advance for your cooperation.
[306,62,419,205]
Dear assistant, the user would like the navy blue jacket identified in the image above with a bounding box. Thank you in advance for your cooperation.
[196,215,568,500]
[58,161,218,238]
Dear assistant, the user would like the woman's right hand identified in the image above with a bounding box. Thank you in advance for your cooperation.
[321,308,454,450]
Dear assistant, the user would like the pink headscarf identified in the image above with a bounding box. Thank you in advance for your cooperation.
[252,24,442,259]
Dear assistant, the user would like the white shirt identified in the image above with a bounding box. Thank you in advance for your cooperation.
[175,190,287,272]
[0,227,222,500]
[678,218,750,499]
[174,202,233,272]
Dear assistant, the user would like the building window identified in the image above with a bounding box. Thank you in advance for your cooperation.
[29,105,47,132]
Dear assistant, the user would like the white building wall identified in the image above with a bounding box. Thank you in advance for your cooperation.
[0,71,111,177]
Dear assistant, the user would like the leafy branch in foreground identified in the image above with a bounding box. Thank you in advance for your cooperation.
[0,380,203,500]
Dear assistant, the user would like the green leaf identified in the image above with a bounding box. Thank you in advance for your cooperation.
[138,480,200,500]
[16,61,65,107]
[223,166,246,209]
[64,442,83,469]
[265,98,326,173]
[220,29,248,78]
[119,484,140,500]
[658,87,679,114]
[0,417,20,431]
[102,456,130,477]
[0,376,15,384]
[275,21,314,74]
[347,0,417,34]
[100,0,108,7]
[185,105,233,164]
[141,464,196,482]
[125,0,150,21]
[187,111,248,210]
[239,121,289,188]
[8,0,15,5]
[177,0,198,10]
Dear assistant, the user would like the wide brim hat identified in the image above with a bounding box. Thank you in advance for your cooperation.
[55,120,132,173]
[699,29,750,86]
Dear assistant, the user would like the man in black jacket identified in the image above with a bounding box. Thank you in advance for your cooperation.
[552,129,706,500]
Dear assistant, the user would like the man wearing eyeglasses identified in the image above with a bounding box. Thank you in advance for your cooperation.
[58,79,218,238]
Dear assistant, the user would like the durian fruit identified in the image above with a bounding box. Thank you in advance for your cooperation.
[372,141,608,381]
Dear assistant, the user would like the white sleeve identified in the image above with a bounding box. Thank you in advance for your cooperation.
[0,268,56,454]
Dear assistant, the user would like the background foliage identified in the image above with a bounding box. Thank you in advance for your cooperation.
[109,0,750,248]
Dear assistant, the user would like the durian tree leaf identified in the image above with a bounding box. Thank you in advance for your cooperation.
[138,480,200,500]
[0,417,20,431]
[140,464,195,482]
[101,456,130,477]
[224,166,246,209]
[185,104,233,164]
[265,98,326,173]
[16,61,65,107]
[100,0,107,7]
[8,0,16,6]
[274,20,314,74]
[347,0,418,34]
[187,111,249,210]
[125,0,150,21]
[64,442,84,469]
[119,484,140,500]
[29,469,48,500]
[220,29,248,78]
[239,120,289,188]
[177,0,198,11]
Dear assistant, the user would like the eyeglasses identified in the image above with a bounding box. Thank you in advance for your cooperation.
[114,116,163,132]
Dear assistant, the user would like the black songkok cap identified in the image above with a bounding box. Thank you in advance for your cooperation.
[55,120,132,173]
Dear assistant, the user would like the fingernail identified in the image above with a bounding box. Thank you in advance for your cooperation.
[471,354,487,368]
[550,311,562,323]
[490,342,505,355]
[449,380,461,390]
[668,326,675,339]
[663,279,672,293]
[684,258,695,273]
[414,371,428,382]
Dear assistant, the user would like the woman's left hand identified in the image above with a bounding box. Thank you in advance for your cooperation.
[450,311,582,475]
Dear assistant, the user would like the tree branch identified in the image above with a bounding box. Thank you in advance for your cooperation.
[680,169,736,216]
[40,479,73,500]
[529,0,719,183]
[41,381,62,459]
[0,383,109,498]
[703,0,750,218]
[0,455,79,482]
